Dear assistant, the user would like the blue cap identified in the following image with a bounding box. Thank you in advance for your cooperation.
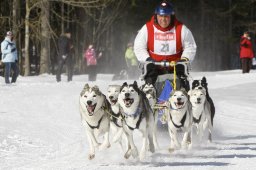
[155,1,174,15]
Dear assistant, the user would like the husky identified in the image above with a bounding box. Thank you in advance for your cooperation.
[79,84,111,160]
[118,81,155,161]
[192,77,215,125]
[188,88,213,143]
[141,83,160,149]
[164,89,192,152]
[106,85,127,151]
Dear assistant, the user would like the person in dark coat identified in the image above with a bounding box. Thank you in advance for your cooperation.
[240,31,254,73]
[56,28,73,82]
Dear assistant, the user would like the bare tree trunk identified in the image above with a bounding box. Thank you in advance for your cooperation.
[24,0,30,76]
[40,0,50,74]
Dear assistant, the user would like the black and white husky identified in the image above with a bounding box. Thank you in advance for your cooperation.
[118,81,155,160]
[106,85,127,151]
[141,83,159,149]
[192,77,215,125]
[164,89,193,152]
[188,88,213,143]
[79,84,111,160]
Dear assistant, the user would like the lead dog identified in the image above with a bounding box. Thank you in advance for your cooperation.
[79,84,111,160]
[141,83,160,149]
[192,77,215,125]
[106,85,127,151]
[165,89,192,152]
[118,81,155,160]
[188,88,213,143]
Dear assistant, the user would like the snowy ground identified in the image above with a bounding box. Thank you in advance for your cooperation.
[1,70,256,170]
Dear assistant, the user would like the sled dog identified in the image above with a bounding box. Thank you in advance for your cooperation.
[188,88,213,142]
[106,85,127,151]
[165,89,192,152]
[192,77,215,125]
[141,83,159,149]
[79,84,111,160]
[118,81,155,160]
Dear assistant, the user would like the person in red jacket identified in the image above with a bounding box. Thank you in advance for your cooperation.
[240,31,254,73]
[84,44,98,81]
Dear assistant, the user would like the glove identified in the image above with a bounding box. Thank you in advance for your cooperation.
[178,57,189,62]
[146,57,155,62]
[62,55,67,59]
[11,48,16,52]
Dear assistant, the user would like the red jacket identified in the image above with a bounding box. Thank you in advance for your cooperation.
[240,36,254,59]
[84,48,97,66]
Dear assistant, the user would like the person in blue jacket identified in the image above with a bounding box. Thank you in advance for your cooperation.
[1,31,19,84]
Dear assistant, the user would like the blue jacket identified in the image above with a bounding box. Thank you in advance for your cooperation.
[1,37,18,63]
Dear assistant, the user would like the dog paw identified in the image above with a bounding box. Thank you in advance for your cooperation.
[88,154,95,160]
[124,149,132,159]
[168,148,175,153]
[131,148,138,158]
[139,152,146,161]
[149,143,155,153]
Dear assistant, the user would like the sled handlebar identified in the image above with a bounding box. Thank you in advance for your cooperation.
[140,60,191,80]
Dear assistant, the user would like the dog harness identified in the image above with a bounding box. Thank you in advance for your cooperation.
[85,116,103,129]
[169,112,187,129]
[111,112,123,128]
[193,114,202,124]
[121,100,145,131]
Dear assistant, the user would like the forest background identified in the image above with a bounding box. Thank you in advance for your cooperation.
[0,0,255,76]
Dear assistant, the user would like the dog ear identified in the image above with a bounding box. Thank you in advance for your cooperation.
[92,85,102,95]
[133,81,138,87]
[80,84,89,97]
[180,88,187,93]
[122,82,128,87]
[202,76,207,82]
[187,90,192,96]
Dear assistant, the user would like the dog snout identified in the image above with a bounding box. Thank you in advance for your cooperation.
[109,96,114,100]
[197,98,201,102]
[125,93,130,98]
[87,100,92,105]
[198,87,203,90]
[177,97,182,101]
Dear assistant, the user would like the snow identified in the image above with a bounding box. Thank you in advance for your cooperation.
[1,70,256,170]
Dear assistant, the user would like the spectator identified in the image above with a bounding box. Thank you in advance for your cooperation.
[0,31,19,84]
[240,31,254,73]
[84,44,97,81]
[125,42,139,79]
[56,28,73,82]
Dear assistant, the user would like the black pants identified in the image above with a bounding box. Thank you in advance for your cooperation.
[87,65,97,81]
[144,63,190,91]
[56,56,73,82]
[241,58,252,73]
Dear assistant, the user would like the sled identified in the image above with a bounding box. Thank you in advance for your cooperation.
[140,60,191,103]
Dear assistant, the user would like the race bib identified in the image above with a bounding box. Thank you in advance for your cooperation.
[153,27,177,55]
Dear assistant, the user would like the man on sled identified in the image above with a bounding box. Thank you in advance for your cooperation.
[134,0,197,97]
